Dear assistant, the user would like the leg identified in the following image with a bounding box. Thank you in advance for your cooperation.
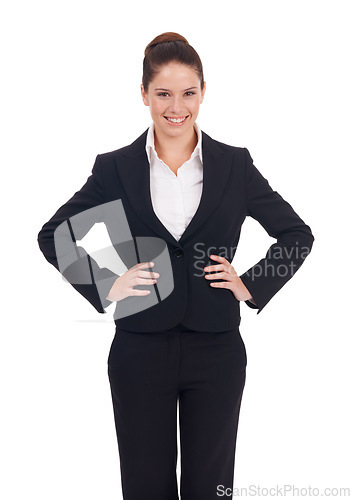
[107,328,180,500]
[178,329,247,500]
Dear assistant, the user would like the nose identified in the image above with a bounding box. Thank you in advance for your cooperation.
[168,95,186,115]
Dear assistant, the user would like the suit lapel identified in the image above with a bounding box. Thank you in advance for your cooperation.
[114,128,233,247]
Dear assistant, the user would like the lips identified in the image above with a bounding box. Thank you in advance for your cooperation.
[164,115,188,119]
[164,115,189,124]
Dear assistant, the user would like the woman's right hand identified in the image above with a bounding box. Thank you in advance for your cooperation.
[106,261,159,302]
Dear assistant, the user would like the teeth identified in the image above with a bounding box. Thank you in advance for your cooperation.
[165,116,187,123]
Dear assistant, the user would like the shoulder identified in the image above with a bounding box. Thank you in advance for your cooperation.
[201,130,249,160]
[97,144,134,162]
[97,129,149,163]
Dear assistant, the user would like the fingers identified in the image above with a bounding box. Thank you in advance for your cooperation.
[137,270,160,279]
[132,262,160,288]
[131,261,155,270]
[132,276,158,286]
[130,262,159,281]
[204,271,229,280]
[205,255,239,294]
[205,254,226,273]
[204,265,222,272]
[205,254,236,274]
[129,262,158,296]
[130,288,153,295]
[209,254,229,264]
[209,281,231,288]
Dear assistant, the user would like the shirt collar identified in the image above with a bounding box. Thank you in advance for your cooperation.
[145,121,203,164]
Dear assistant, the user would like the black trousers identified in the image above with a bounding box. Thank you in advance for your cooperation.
[107,323,247,500]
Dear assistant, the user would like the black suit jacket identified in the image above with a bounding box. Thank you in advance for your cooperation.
[37,128,314,332]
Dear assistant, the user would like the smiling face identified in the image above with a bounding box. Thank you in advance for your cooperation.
[141,61,206,139]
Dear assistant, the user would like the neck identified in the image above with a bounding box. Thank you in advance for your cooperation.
[154,124,198,159]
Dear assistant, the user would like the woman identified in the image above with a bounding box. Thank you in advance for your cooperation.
[37,32,314,500]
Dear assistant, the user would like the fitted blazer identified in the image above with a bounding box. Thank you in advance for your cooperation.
[37,128,314,332]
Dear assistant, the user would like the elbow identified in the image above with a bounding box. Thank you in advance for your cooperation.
[304,224,315,254]
[277,222,315,260]
[297,224,315,260]
[37,229,44,252]
[37,227,48,253]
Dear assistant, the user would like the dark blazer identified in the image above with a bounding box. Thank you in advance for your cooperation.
[37,128,314,332]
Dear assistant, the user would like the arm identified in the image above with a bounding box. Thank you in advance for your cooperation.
[37,154,120,314]
[239,148,315,314]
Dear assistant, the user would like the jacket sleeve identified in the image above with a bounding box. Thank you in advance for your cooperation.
[239,147,315,314]
[37,154,120,314]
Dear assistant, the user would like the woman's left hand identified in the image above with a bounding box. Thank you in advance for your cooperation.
[204,254,256,303]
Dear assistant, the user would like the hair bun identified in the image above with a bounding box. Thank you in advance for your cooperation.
[145,32,189,56]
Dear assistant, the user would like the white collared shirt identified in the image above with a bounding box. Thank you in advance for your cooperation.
[145,121,203,242]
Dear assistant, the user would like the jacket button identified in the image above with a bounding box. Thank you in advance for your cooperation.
[173,248,184,258]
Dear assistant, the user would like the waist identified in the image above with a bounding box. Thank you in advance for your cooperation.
[165,322,197,332]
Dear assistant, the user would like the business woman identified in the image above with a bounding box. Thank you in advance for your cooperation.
[37,32,314,500]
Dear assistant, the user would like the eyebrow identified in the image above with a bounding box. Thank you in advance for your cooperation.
[153,86,198,92]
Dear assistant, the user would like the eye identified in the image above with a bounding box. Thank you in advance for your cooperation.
[157,91,195,97]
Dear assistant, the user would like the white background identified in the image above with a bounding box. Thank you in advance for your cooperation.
[1,0,350,498]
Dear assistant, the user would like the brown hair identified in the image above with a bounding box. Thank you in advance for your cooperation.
[142,32,204,93]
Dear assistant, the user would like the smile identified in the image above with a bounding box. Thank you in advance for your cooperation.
[164,115,189,125]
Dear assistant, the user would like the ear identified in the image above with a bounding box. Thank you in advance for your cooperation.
[200,81,206,104]
[140,84,149,106]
